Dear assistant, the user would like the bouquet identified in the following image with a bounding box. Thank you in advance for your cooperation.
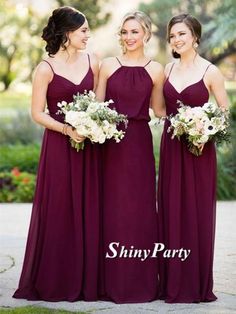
[57,91,128,151]
[167,101,229,156]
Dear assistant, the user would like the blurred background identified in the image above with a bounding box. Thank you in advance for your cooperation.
[0,0,235,202]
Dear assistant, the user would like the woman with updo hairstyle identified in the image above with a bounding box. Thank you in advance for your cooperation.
[157,13,228,303]
[42,6,86,56]
[96,11,165,303]
[13,6,101,301]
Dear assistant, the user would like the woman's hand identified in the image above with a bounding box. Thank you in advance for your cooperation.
[197,143,205,153]
[67,126,86,143]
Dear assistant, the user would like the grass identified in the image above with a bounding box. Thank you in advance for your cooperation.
[0,306,86,314]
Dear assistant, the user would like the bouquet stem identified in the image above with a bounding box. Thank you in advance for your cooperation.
[70,139,85,152]
[188,143,202,156]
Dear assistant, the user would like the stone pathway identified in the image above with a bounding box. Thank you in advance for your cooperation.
[0,202,236,313]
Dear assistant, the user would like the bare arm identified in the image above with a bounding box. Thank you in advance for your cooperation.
[31,62,84,142]
[149,63,166,117]
[207,65,229,111]
[90,53,100,91]
[95,59,110,102]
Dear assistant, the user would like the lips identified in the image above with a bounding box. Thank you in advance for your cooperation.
[126,41,136,46]
[175,44,184,49]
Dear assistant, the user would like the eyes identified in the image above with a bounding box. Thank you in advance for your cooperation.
[120,30,139,35]
[169,32,186,39]
[80,28,90,33]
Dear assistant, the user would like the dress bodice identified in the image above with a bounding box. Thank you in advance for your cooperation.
[105,64,153,121]
[163,78,209,116]
[43,56,94,121]
[163,62,211,116]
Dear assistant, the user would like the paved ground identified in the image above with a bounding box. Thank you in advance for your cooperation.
[0,202,236,313]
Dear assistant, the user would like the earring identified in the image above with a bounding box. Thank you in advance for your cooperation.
[193,42,198,49]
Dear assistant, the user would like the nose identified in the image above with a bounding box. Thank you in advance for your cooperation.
[126,32,133,40]
[174,35,182,43]
[86,31,90,39]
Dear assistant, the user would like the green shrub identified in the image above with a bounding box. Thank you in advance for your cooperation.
[0,110,43,145]
[217,96,236,199]
[0,144,40,174]
[0,168,36,202]
[217,146,236,199]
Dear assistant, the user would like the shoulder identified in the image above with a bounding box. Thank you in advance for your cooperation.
[88,52,99,66]
[204,63,225,84]
[148,60,164,73]
[101,57,119,68]
[199,57,223,78]
[164,62,175,77]
[145,61,164,85]
[33,60,54,81]
[147,60,164,82]
[99,57,120,77]
[207,64,223,76]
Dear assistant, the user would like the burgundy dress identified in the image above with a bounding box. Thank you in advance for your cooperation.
[13,55,101,301]
[157,63,217,303]
[100,58,158,303]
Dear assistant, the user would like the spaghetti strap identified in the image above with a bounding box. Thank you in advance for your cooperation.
[87,54,91,67]
[116,57,122,66]
[144,60,152,67]
[167,63,175,79]
[42,60,54,73]
[202,63,212,78]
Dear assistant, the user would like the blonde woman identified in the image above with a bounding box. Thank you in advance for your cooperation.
[96,11,165,303]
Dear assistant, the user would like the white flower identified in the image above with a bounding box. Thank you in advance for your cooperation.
[203,120,218,135]
[88,90,96,99]
[197,135,209,144]
[190,107,208,119]
[189,127,201,136]
[86,102,101,113]
[60,100,67,107]
[202,102,218,113]
[168,102,229,156]
[55,90,127,151]
[65,111,85,127]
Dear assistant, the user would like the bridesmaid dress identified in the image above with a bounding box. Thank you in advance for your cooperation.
[100,57,159,303]
[157,63,217,303]
[13,55,101,302]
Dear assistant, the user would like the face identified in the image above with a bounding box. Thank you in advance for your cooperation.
[67,20,90,50]
[120,18,146,52]
[169,22,195,55]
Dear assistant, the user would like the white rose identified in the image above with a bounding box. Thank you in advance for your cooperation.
[65,111,83,127]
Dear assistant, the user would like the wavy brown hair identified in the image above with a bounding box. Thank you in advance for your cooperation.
[42,6,86,56]
[167,13,202,58]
